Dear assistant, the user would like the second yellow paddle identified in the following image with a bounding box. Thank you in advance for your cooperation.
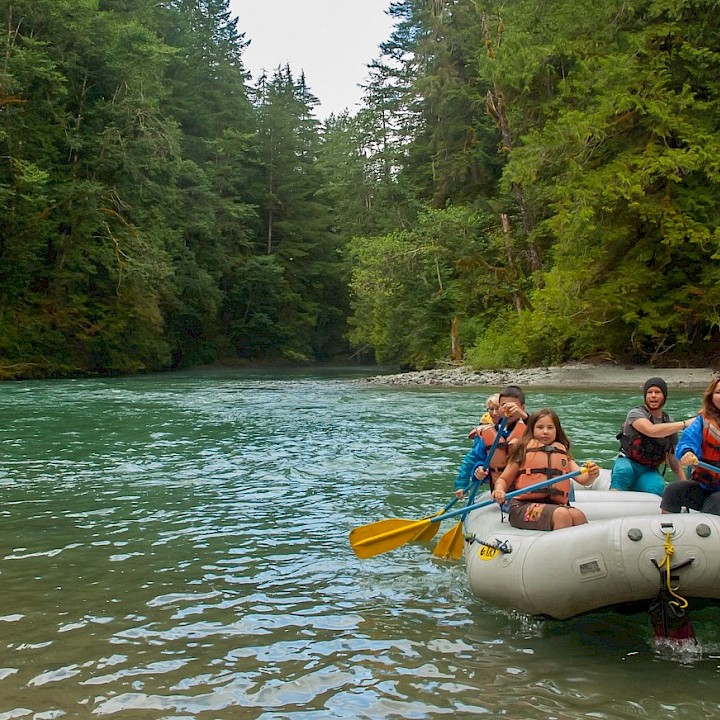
[432,519,465,560]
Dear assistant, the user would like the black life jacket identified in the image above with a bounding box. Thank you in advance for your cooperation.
[617,407,672,469]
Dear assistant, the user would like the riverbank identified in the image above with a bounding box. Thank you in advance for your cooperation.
[360,362,717,389]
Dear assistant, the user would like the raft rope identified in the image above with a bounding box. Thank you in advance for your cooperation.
[657,531,689,610]
[463,534,512,554]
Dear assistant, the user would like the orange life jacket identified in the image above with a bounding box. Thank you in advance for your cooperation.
[480,421,526,474]
[512,441,571,503]
[467,411,494,438]
[691,418,720,488]
[468,423,494,440]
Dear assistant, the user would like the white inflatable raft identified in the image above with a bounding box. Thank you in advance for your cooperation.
[463,472,720,620]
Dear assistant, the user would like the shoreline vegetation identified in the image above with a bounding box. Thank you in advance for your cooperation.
[360,363,718,390]
[4,5,719,379]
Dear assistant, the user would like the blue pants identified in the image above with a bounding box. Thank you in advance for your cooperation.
[610,456,665,496]
[660,480,720,514]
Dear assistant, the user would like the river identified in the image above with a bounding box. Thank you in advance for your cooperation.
[0,367,717,719]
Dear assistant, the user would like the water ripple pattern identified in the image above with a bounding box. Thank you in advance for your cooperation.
[0,368,715,719]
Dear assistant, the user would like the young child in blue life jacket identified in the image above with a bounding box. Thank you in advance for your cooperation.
[661,375,719,514]
[454,385,529,499]
[610,377,687,495]
[491,408,600,531]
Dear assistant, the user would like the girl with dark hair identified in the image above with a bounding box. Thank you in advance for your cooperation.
[491,409,600,531]
[661,376,720,514]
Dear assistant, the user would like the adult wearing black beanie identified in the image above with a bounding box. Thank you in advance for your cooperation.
[610,377,688,495]
[643,377,668,401]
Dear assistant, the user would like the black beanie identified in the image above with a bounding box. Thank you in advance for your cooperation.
[643,377,668,401]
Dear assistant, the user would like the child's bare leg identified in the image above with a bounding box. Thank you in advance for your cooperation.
[551,507,573,529]
[551,506,587,529]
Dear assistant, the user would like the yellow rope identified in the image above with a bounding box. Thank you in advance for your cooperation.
[658,531,689,609]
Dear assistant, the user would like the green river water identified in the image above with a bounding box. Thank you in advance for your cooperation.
[0,367,718,719]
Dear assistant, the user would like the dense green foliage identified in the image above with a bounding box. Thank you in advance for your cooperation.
[0,0,346,377]
[1,0,718,377]
[344,0,720,369]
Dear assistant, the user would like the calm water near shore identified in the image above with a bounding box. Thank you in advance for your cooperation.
[0,367,718,719]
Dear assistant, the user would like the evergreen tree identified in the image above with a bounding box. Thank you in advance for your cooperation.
[3,0,719,377]
[246,66,347,360]
[155,0,261,365]
[0,0,179,374]
[473,0,720,366]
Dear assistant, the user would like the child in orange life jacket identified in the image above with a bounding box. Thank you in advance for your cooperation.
[454,385,528,499]
[661,376,720,514]
[491,409,600,531]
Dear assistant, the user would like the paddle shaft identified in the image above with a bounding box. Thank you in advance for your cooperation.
[439,496,460,514]
[429,468,585,524]
[480,416,508,472]
[435,416,507,545]
[462,416,508,504]
[351,467,590,556]
[696,459,720,475]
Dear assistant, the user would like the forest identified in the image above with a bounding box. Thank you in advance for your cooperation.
[1,0,719,379]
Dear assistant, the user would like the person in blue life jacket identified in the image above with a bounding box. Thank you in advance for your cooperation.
[610,377,687,495]
[661,376,720,514]
[454,385,529,498]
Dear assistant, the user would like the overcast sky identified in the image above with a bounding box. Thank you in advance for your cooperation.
[229,0,395,119]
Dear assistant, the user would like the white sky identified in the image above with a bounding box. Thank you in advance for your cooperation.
[229,0,395,119]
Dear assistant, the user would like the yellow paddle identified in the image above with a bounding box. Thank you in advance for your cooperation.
[350,468,587,559]
[432,519,465,560]
[416,497,463,541]
[349,497,459,559]
[413,517,442,543]
[350,516,435,559]
[433,475,484,561]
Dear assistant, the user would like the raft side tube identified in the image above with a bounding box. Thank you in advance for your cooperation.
[464,508,720,619]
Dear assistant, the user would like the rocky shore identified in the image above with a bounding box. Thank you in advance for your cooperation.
[360,363,717,390]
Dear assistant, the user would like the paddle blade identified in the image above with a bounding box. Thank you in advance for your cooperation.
[414,520,441,543]
[432,521,465,560]
[350,518,414,545]
[350,517,432,559]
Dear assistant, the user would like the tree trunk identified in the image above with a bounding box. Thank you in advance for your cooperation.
[483,15,540,272]
[451,316,462,363]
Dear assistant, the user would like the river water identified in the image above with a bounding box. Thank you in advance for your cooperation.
[0,367,718,719]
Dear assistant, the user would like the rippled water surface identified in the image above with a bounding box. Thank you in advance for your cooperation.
[0,367,719,719]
